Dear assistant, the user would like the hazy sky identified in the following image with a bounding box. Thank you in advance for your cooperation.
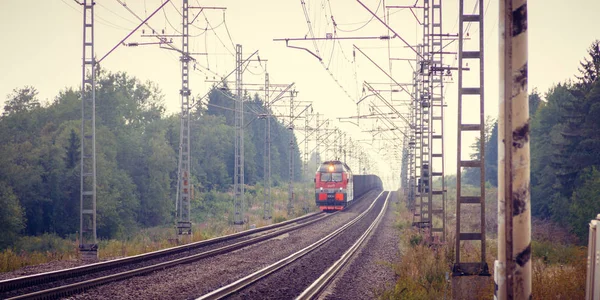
[1,0,599,190]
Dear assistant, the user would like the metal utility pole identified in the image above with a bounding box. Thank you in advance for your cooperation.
[79,0,97,260]
[234,44,245,225]
[412,44,425,228]
[342,133,347,163]
[303,111,310,213]
[421,0,433,235]
[497,0,531,298]
[315,113,321,166]
[263,72,272,220]
[287,90,297,216]
[452,0,490,296]
[429,0,446,243]
[176,0,192,236]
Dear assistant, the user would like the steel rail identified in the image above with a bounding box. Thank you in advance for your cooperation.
[0,211,323,295]
[196,191,388,300]
[297,192,392,299]
[6,212,332,300]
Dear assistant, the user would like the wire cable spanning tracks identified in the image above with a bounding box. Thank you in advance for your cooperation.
[197,190,389,300]
[0,212,328,300]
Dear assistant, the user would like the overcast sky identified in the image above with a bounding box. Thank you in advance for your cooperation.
[1,0,599,190]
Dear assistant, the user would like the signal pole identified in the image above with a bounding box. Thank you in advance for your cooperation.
[234,44,245,226]
[79,0,97,261]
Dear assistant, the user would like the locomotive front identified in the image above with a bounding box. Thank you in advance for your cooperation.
[314,161,353,211]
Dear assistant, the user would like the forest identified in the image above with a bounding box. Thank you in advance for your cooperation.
[468,40,600,242]
[0,71,302,249]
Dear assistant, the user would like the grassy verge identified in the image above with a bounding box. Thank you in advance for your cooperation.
[0,183,318,273]
[382,187,587,299]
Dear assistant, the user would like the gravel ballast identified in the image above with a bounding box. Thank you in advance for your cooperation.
[322,191,401,300]
[67,190,382,300]
[228,191,388,299]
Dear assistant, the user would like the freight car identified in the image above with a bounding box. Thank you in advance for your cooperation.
[314,160,383,211]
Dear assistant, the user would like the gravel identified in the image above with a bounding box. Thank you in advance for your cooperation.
[0,260,89,281]
[68,190,381,300]
[1,213,325,299]
[228,191,388,299]
[322,191,401,300]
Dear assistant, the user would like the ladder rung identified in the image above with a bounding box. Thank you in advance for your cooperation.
[462,15,481,22]
[432,228,443,232]
[82,172,93,177]
[432,116,442,120]
[84,135,93,139]
[461,124,481,131]
[461,87,481,95]
[82,191,94,196]
[460,160,480,167]
[432,153,443,157]
[432,190,443,195]
[414,213,421,216]
[432,135,442,139]
[432,172,443,176]
[460,196,481,204]
[459,233,482,241]
[82,209,94,214]
[432,209,443,214]
[463,51,481,59]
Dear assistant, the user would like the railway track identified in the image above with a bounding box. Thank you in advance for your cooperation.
[0,211,329,300]
[297,191,391,299]
[197,190,390,300]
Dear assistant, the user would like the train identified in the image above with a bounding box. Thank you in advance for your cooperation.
[314,160,383,211]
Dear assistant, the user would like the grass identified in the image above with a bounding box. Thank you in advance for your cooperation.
[382,187,587,299]
[0,184,318,273]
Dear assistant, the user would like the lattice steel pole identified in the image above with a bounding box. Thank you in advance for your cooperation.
[303,111,310,213]
[430,0,446,243]
[287,90,297,216]
[263,72,272,220]
[497,0,531,298]
[452,1,490,294]
[234,44,245,225]
[176,0,192,236]
[79,0,97,260]
[315,113,321,166]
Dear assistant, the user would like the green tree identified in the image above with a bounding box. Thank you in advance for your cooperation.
[0,182,25,249]
[2,86,40,117]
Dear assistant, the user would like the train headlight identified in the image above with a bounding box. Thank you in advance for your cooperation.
[320,187,323,191]
[328,165,334,172]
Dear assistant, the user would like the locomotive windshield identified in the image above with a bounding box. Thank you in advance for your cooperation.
[320,172,343,182]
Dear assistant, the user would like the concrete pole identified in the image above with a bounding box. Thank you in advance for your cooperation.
[497,0,531,299]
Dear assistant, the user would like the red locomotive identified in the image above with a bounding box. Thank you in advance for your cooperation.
[314,160,354,211]
[314,160,384,212]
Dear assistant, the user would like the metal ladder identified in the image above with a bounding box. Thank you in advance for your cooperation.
[453,0,489,276]
[429,0,446,243]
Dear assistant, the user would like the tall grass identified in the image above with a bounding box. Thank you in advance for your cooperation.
[384,187,587,299]
[1,185,316,273]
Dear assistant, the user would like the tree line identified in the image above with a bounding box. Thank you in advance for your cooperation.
[0,70,301,249]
